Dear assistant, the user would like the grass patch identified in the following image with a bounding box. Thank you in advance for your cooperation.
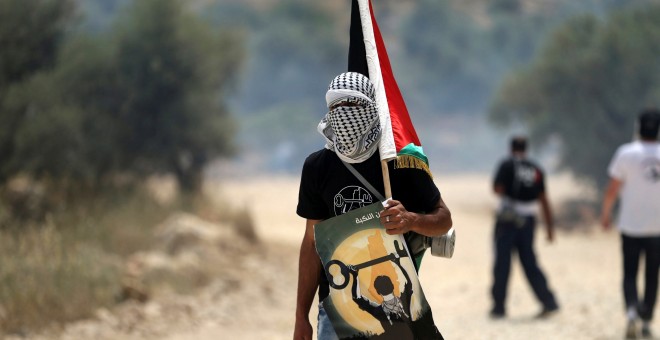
[0,180,253,335]
[0,226,121,333]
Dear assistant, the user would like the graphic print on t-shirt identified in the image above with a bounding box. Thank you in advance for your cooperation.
[642,158,660,182]
[334,186,374,215]
[515,163,538,187]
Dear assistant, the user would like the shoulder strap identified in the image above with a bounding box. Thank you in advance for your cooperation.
[342,161,386,202]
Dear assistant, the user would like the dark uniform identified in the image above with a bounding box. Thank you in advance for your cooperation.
[491,157,559,316]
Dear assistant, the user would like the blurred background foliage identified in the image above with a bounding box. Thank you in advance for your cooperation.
[490,3,660,188]
[0,0,245,333]
[202,0,660,181]
[2,0,660,194]
[0,0,242,195]
[2,0,660,333]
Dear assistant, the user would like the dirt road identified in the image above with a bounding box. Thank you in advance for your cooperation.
[31,173,657,340]
[199,173,653,340]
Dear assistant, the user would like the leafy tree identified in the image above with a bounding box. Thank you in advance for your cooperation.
[110,0,243,192]
[0,71,92,183]
[0,0,76,182]
[395,0,650,118]
[0,0,243,193]
[0,0,74,91]
[489,5,660,189]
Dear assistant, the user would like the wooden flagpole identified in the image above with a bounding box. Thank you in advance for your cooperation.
[381,159,392,199]
[352,0,393,200]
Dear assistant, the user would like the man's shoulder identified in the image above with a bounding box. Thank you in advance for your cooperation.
[498,157,516,166]
[618,141,645,153]
[522,158,543,171]
[305,148,334,162]
[389,159,433,182]
[611,142,645,162]
[494,157,514,172]
[303,148,337,169]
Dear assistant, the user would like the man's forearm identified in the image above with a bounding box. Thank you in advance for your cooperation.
[539,193,553,229]
[600,178,621,229]
[295,221,322,320]
[601,178,621,219]
[410,198,453,237]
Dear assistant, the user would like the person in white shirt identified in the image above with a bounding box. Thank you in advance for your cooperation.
[601,108,660,339]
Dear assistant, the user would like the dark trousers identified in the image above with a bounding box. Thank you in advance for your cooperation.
[621,234,660,321]
[491,216,558,313]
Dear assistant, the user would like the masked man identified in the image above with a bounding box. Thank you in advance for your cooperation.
[293,72,452,340]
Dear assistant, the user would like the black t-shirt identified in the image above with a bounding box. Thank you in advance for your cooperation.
[297,149,441,300]
[493,157,545,202]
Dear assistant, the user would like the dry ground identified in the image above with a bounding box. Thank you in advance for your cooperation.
[23,173,659,340]
[203,173,657,340]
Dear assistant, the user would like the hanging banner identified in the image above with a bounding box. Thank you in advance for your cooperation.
[314,202,443,339]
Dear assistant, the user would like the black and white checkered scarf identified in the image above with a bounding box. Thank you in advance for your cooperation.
[318,72,381,164]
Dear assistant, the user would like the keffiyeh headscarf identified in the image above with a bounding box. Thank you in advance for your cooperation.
[318,72,381,164]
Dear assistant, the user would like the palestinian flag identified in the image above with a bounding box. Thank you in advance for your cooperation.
[348,0,431,177]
